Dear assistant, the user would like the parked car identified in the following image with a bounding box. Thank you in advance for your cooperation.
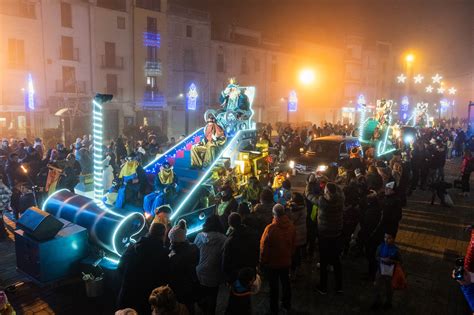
[288,135,362,179]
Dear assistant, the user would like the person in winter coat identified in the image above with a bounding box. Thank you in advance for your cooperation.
[0,174,12,240]
[242,176,262,206]
[260,204,296,314]
[193,215,226,315]
[288,192,307,277]
[252,188,275,236]
[217,185,238,231]
[314,182,344,294]
[274,179,292,206]
[222,213,260,283]
[168,220,200,314]
[226,267,257,315]
[366,165,383,192]
[374,182,402,238]
[117,223,170,315]
[461,150,472,196]
[304,174,322,258]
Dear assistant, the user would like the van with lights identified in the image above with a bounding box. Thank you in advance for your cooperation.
[289,135,362,178]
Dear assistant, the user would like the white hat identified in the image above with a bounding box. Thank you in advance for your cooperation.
[355,168,362,177]
[386,181,395,190]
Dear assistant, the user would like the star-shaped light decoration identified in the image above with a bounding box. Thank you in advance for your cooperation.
[432,73,443,84]
[425,85,434,93]
[414,74,424,84]
[397,74,407,84]
[437,87,445,94]
[448,87,457,95]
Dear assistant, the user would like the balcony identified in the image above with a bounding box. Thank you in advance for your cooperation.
[101,55,124,70]
[144,60,162,76]
[105,87,124,101]
[55,80,86,94]
[59,47,79,61]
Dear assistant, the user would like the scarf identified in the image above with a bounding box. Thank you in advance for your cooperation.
[158,168,174,185]
[119,160,139,178]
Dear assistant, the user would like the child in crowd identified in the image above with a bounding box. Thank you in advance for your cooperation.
[226,268,258,315]
[149,285,189,315]
[372,233,402,310]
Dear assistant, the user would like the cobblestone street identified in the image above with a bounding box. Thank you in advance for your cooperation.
[1,159,473,314]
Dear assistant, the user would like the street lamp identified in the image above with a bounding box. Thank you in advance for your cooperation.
[405,54,415,63]
[299,69,315,85]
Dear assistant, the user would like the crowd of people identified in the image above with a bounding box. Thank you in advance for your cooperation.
[1,120,474,314]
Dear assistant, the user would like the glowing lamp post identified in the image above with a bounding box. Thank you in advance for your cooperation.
[299,69,315,85]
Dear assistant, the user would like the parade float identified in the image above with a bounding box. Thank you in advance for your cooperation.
[359,99,397,157]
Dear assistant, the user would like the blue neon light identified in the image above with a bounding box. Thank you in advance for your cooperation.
[170,129,255,220]
[143,32,161,47]
[25,73,35,111]
[187,83,198,111]
[142,92,165,109]
[288,90,297,112]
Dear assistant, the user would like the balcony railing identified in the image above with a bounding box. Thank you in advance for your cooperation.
[105,87,124,100]
[59,47,79,61]
[101,55,124,69]
[55,80,86,94]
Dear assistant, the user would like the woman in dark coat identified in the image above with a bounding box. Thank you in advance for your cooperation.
[117,223,170,314]
[168,220,200,314]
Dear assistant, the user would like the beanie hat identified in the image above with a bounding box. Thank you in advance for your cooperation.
[168,219,187,243]
[272,204,285,217]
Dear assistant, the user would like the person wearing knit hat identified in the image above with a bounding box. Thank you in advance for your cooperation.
[260,202,296,314]
[168,219,188,244]
[167,219,200,314]
[117,222,170,314]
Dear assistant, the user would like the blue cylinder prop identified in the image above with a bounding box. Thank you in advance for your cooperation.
[42,189,145,256]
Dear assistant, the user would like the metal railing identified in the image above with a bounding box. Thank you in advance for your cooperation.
[59,47,79,61]
[55,80,86,94]
[101,55,124,69]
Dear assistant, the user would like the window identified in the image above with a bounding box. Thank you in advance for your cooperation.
[254,58,260,72]
[105,42,116,66]
[117,16,126,29]
[60,2,72,28]
[146,76,157,89]
[61,36,74,60]
[106,74,118,95]
[147,16,157,33]
[183,49,195,71]
[186,25,192,38]
[241,56,248,75]
[271,63,278,82]
[7,39,25,67]
[217,52,224,73]
[147,46,157,62]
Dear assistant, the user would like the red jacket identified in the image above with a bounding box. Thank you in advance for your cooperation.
[465,229,474,272]
[260,215,296,269]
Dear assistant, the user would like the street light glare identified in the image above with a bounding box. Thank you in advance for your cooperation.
[406,54,415,63]
[299,69,315,85]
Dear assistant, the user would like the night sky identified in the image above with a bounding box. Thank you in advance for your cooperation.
[189,0,473,105]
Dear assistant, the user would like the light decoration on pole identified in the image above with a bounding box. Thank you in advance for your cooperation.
[437,87,445,94]
[92,99,104,202]
[357,94,367,142]
[26,73,35,111]
[426,85,434,93]
[288,90,298,112]
[414,74,424,84]
[186,83,198,111]
[448,87,457,95]
[440,99,450,112]
[401,96,409,121]
[432,74,443,84]
[397,74,407,84]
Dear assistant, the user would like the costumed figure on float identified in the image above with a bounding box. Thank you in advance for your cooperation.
[190,114,227,169]
[143,161,179,216]
[407,102,430,128]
